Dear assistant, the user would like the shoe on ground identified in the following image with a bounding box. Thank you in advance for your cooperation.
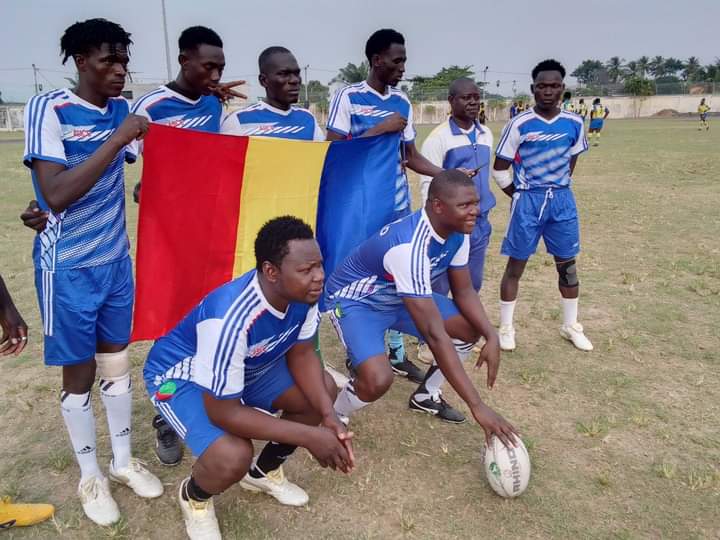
[239,466,308,507]
[109,458,164,498]
[178,479,221,540]
[409,390,466,424]
[153,414,184,466]
[416,343,434,365]
[78,475,120,526]
[0,497,54,528]
[390,357,426,384]
[498,324,516,351]
[559,323,594,351]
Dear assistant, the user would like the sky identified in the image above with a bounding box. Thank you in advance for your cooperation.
[1,0,718,102]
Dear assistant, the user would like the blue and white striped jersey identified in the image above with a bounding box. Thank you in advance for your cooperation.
[144,269,320,400]
[495,109,587,190]
[221,101,324,141]
[324,209,469,311]
[23,89,136,271]
[327,81,415,213]
[131,85,222,133]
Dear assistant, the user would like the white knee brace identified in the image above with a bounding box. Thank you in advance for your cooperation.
[96,350,131,395]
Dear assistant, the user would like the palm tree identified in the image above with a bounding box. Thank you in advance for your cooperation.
[625,60,639,80]
[333,61,369,84]
[663,57,684,78]
[636,56,650,78]
[682,57,701,81]
[606,56,624,83]
[649,56,665,78]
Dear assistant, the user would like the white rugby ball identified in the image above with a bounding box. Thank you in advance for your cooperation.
[482,435,531,498]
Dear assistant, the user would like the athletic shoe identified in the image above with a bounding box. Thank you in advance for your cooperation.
[325,365,349,388]
[409,391,466,424]
[559,323,594,351]
[153,414,184,466]
[416,343,434,365]
[498,324,516,351]
[109,458,164,498]
[344,356,356,378]
[389,346,426,383]
[239,466,309,506]
[0,497,54,528]
[178,479,221,540]
[78,475,120,526]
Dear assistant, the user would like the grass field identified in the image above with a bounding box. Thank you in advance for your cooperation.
[1,118,719,539]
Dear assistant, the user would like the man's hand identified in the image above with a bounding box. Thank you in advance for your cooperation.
[320,413,355,473]
[211,80,248,103]
[471,402,518,448]
[0,303,28,357]
[377,112,407,135]
[475,334,501,389]
[20,200,48,233]
[111,114,149,146]
[305,425,354,473]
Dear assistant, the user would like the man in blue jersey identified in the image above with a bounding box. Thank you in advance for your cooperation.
[492,59,593,353]
[327,28,443,384]
[221,46,324,141]
[414,78,495,422]
[144,217,353,540]
[327,170,516,446]
[22,19,162,526]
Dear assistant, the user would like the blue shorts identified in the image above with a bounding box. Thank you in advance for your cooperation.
[501,188,579,261]
[589,119,604,130]
[35,257,134,366]
[329,294,461,368]
[145,356,295,457]
[433,213,491,295]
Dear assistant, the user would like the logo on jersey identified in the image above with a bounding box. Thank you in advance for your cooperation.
[524,131,567,142]
[61,124,115,142]
[158,114,213,130]
[429,250,450,268]
[247,325,299,358]
[350,105,395,118]
[234,122,307,136]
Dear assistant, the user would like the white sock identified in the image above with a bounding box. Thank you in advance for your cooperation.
[60,390,102,482]
[500,300,517,327]
[100,374,132,470]
[561,297,579,327]
[415,364,445,401]
[334,381,371,418]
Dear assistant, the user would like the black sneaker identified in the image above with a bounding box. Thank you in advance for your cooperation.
[389,347,426,384]
[344,356,356,378]
[152,414,183,466]
[409,391,466,424]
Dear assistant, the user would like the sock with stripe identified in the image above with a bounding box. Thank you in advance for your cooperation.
[60,390,102,481]
[100,374,132,470]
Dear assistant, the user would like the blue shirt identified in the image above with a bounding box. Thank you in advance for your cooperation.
[324,209,469,311]
[144,270,320,400]
[495,109,587,190]
[327,81,416,213]
[220,101,324,141]
[23,89,136,271]
[131,85,222,133]
[420,117,496,215]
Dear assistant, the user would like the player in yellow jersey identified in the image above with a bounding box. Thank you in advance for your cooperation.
[561,91,575,113]
[698,98,710,131]
[588,97,609,146]
[577,98,588,122]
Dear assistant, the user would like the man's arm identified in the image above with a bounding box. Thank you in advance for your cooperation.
[34,114,148,213]
[404,140,444,178]
[20,200,48,232]
[0,274,28,356]
[447,266,501,388]
[493,157,515,197]
[286,340,337,420]
[569,155,579,175]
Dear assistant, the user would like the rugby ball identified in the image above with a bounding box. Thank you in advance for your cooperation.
[482,435,531,497]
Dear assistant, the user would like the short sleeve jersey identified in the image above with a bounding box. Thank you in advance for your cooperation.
[221,101,324,141]
[495,109,587,190]
[326,81,415,213]
[23,89,135,271]
[131,85,222,133]
[144,269,320,400]
[324,209,469,311]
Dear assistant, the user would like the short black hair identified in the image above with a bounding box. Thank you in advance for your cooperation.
[563,91,572,100]
[365,29,404,62]
[579,98,585,103]
[255,216,314,270]
[428,169,475,200]
[592,97,601,105]
[531,59,566,81]
[258,46,292,73]
[60,18,132,65]
[178,26,222,52]
[448,77,478,97]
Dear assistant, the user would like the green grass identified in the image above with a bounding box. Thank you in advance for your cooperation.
[1,118,719,539]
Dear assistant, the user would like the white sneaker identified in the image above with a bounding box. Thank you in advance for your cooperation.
[178,479,221,540]
[559,323,594,351]
[498,324,516,351]
[239,466,309,506]
[417,343,434,365]
[109,458,164,498]
[325,366,349,388]
[78,475,120,526]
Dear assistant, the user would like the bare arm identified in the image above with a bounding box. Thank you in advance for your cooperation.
[569,154,579,176]
[325,130,346,142]
[404,141,444,177]
[0,274,28,356]
[286,340,336,420]
[493,156,516,197]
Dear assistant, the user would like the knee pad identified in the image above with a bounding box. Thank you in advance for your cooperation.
[96,350,131,395]
[557,259,579,288]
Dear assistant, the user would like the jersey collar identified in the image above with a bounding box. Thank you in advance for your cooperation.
[251,271,288,319]
[65,89,110,114]
[258,100,295,116]
[420,209,446,244]
[162,84,205,105]
[448,116,484,136]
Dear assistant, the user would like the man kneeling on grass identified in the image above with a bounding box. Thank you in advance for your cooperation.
[143,216,354,540]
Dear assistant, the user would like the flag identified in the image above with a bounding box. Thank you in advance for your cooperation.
[131,124,399,341]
